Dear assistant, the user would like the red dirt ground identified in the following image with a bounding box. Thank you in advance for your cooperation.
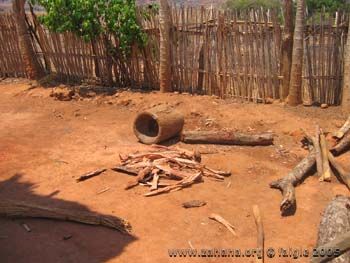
[0,79,349,263]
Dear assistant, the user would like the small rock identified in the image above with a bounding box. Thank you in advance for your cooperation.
[51,86,74,101]
[321,103,329,109]
[265,98,274,104]
[173,91,179,94]
[182,200,206,208]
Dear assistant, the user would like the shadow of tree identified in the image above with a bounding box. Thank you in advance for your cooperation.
[0,174,136,263]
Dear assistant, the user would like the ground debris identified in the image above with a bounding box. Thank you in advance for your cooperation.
[117,145,230,196]
[182,200,207,208]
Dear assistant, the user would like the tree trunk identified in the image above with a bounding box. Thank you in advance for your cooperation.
[281,0,294,100]
[159,0,172,92]
[342,19,350,112]
[12,0,45,80]
[288,0,305,106]
[312,196,350,263]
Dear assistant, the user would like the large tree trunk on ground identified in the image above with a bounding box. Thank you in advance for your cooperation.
[288,0,305,106]
[311,196,350,263]
[270,151,316,215]
[13,0,45,80]
[159,0,172,92]
[331,132,350,156]
[342,18,350,112]
[0,199,131,234]
[281,0,294,100]
[181,131,274,146]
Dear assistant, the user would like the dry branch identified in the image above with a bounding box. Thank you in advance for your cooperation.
[0,200,131,234]
[319,131,332,182]
[252,205,264,263]
[270,151,316,215]
[333,115,350,139]
[76,168,107,182]
[312,126,323,178]
[209,213,237,237]
[125,166,152,190]
[182,131,274,146]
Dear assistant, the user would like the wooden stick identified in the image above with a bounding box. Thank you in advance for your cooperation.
[327,151,350,189]
[333,115,350,139]
[319,129,332,182]
[252,205,264,263]
[125,166,152,190]
[76,169,107,182]
[209,213,237,237]
[0,200,131,234]
[312,126,323,178]
[270,151,316,215]
[182,131,274,146]
[111,165,138,175]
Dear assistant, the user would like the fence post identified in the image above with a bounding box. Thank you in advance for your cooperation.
[281,0,294,100]
[342,18,350,112]
[12,0,45,80]
[159,0,172,92]
[288,0,305,106]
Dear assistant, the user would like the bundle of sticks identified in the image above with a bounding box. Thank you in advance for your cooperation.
[270,116,350,216]
[113,145,231,197]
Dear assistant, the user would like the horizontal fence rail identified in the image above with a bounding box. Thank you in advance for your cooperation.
[0,7,348,105]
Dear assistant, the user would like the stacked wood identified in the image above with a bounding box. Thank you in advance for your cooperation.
[116,145,230,196]
[0,199,131,234]
[181,131,274,146]
[312,196,350,263]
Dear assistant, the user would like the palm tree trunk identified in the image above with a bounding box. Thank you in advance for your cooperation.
[288,0,305,106]
[281,0,294,100]
[342,19,350,112]
[159,0,172,92]
[12,0,45,80]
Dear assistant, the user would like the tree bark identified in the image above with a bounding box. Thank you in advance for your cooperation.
[159,0,172,92]
[281,0,294,100]
[181,131,274,146]
[288,0,305,106]
[312,196,350,263]
[342,18,350,112]
[12,0,45,80]
[331,132,350,156]
[0,199,131,234]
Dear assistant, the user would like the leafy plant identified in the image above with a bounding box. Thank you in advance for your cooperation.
[30,0,146,54]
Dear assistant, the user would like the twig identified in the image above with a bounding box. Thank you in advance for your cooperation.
[209,213,237,237]
[76,169,107,182]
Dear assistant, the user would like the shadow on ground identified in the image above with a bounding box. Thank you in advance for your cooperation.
[0,174,136,263]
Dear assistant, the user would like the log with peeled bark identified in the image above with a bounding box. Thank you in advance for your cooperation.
[320,131,332,182]
[181,131,274,146]
[270,150,316,215]
[312,126,323,178]
[0,200,131,234]
[311,195,350,263]
[333,116,350,139]
[331,132,350,156]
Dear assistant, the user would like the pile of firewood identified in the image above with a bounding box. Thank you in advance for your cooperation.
[270,116,350,216]
[112,145,231,196]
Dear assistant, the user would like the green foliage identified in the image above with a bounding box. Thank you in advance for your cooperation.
[306,0,350,14]
[224,0,281,11]
[30,0,146,54]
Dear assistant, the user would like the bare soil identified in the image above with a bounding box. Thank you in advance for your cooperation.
[0,79,349,263]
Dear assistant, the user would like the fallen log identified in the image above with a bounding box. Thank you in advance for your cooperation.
[327,152,350,190]
[76,168,107,182]
[0,200,131,234]
[181,130,274,146]
[311,195,350,263]
[331,132,350,156]
[270,151,316,215]
[333,115,350,139]
[252,205,264,263]
[320,130,332,182]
